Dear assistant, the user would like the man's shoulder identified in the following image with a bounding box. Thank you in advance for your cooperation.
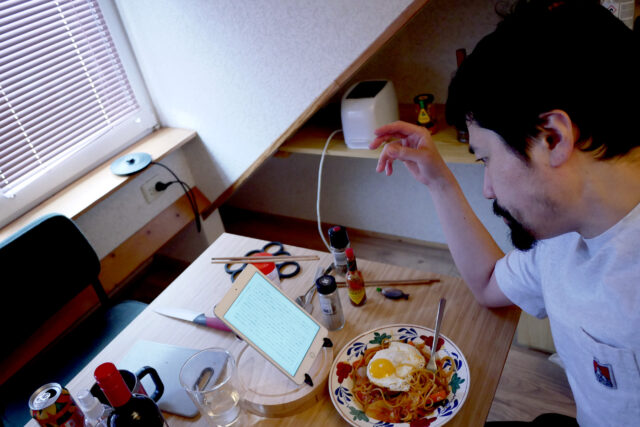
[530,232,581,256]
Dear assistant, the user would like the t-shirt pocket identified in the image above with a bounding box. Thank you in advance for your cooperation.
[576,327,640,424]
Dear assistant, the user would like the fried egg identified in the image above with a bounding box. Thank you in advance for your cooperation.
[366,341,425,391]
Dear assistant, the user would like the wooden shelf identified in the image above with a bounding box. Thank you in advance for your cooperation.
[278,104,475,164]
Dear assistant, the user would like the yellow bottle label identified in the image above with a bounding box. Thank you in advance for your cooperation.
[418,109,431,124]
[349,288,366,305]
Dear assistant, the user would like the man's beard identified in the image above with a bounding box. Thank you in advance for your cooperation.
[493,200,538,251]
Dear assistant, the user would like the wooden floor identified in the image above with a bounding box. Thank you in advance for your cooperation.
[125,206,577,423]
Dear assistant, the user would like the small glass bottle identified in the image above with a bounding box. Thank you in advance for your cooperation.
[316,275,345,330]
[345,248,366,306]
[413,93,436,130]
[76,389,111,427]
[328,225,350,275]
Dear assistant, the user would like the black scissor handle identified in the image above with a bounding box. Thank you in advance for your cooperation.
[244,249,263,257]
[262,241,285,255]
[270,249,300,278]
[224,248,263,280]
[224,262,246,276]
[228,269,243,283]
[276,261,300,279]
[225,242,301,282]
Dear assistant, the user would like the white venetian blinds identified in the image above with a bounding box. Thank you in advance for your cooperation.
[0,0,140,195]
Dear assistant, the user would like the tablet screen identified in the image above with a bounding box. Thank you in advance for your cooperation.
[222,271,321,377]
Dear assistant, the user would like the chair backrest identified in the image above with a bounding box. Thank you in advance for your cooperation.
[0,214,106,362]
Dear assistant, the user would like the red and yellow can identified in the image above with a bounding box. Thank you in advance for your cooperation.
[29,383,84,427]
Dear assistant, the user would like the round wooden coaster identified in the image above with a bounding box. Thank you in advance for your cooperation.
[236,344,333,418]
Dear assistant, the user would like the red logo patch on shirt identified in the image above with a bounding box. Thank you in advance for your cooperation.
[593,358,616,389]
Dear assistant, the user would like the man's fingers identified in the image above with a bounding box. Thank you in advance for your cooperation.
[370,135,388,150]
[371,121,424,149]
[369,132,407,149]
[375,120,422,136]
[375,143,400,174]
[376,153,394,174]
[376,143,422,176]
[385,159,393,176]
[384,142,426,164]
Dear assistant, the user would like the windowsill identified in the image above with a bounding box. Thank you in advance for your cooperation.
[0,127,197,242]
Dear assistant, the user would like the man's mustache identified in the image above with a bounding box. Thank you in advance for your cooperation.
[493,200,516,223]
[492,200,538,251]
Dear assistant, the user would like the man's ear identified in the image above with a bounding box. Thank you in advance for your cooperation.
[538,110,575,167]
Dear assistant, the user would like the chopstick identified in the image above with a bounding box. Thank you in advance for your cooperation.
[211,255,320,264]
[336,278,440,287]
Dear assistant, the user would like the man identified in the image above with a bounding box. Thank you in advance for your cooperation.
[370,1,640,426]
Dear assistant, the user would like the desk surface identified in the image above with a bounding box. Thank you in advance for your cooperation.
[27,233,519,426]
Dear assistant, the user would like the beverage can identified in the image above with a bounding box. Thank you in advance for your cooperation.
[29,382,84,427]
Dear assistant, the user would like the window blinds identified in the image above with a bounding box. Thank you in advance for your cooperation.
[0,0,139,194]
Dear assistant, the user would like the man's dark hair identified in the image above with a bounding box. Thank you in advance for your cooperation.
[446,0,640,160]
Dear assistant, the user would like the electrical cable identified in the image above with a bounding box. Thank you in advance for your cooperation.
[150,161,201,232]
[316,129,342,251]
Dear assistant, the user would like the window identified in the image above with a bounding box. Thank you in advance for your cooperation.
[0,0,156,227]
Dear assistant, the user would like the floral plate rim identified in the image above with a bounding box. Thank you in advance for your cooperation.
[328,323,470,427]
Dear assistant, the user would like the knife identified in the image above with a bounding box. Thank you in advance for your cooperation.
[154,307,232,332]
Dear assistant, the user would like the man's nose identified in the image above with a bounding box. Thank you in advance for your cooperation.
[483,168,495,199]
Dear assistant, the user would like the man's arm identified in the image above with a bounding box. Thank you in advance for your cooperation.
[370,121,512,307]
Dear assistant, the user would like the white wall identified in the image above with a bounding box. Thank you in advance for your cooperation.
[75,0,418,258]
[226,153,514,251]
[76,0,515,259]
[114,0,413,193]
[226,0,515,251]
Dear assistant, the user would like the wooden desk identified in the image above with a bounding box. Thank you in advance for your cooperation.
[27,233,519,426]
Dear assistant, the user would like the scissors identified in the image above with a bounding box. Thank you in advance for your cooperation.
[224,241,301,282]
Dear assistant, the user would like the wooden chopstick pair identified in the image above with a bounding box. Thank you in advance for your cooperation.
[211,255,320,264]
[336,278,440,287]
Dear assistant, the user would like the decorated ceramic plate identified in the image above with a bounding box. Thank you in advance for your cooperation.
[329,324,470,427]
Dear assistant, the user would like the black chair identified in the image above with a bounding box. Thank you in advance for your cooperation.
[0,214,147,426]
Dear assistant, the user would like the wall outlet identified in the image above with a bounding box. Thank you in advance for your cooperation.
[141,175,162,203]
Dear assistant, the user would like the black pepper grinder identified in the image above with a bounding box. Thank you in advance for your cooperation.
[316,275,345,331]
[328,225,350,275]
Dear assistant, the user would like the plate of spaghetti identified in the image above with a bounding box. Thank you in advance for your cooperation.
[329,324,469,426]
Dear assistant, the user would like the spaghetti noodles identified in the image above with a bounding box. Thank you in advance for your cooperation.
[350,339,456,423]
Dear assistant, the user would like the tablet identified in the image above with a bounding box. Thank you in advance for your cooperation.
[214,264,328,385]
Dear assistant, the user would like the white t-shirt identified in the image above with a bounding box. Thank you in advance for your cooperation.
[495,204,640,427]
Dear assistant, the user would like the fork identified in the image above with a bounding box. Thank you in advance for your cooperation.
[295,266,324,313]
[426,298,446,373]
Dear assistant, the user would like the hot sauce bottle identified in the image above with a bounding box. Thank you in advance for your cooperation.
[345,247,366,306]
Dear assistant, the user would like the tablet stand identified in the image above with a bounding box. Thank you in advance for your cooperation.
[237,338,333,417]
[304,337,333,387]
